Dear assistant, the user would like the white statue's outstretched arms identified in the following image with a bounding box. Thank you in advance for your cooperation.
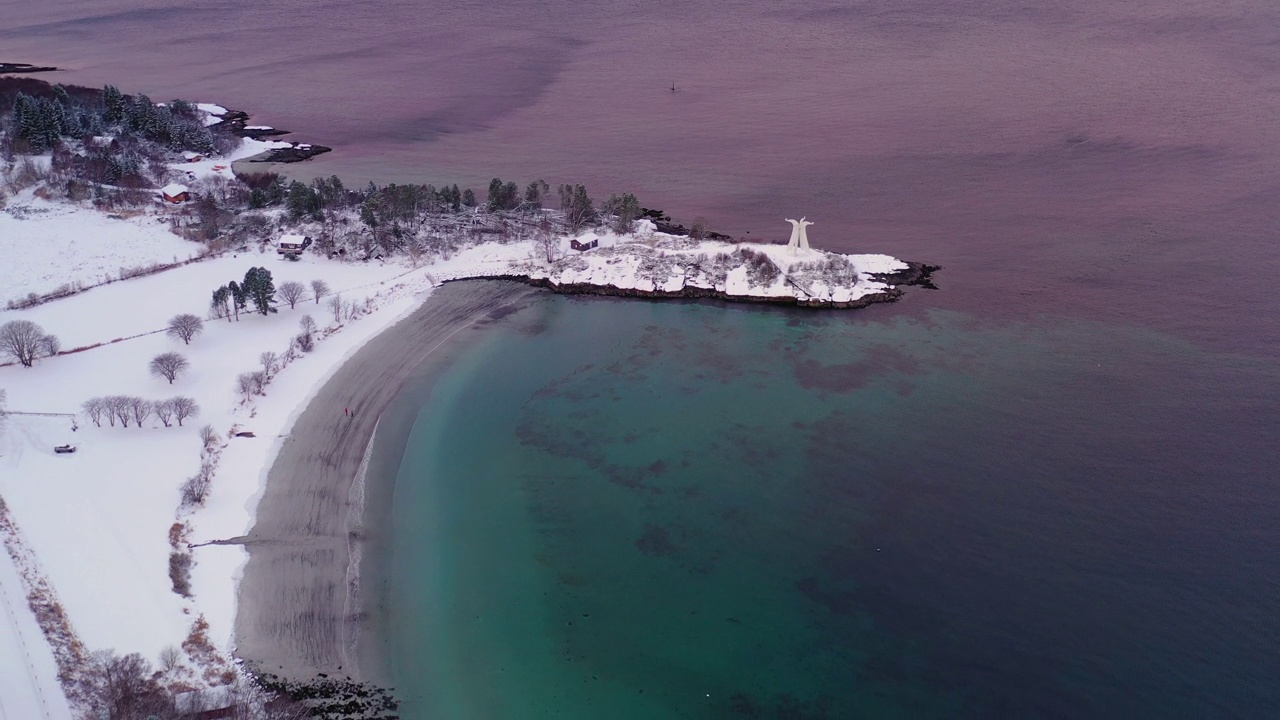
[785,218,802,248]
[797,217,813,250]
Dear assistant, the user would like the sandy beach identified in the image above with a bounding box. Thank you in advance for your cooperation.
[232,279,541,683]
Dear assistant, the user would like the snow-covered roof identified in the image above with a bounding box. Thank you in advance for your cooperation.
[181,151,202,160]
[278,233,308,246]
[160,183,189,196]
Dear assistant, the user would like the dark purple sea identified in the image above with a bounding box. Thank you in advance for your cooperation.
[6,1,1277,716]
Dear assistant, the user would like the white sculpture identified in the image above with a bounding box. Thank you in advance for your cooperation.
[785,217,814,251]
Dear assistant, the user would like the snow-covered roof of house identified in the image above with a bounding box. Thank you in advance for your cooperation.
[182,151,202,160]
[160,183,189,196]
[278,233,308,245]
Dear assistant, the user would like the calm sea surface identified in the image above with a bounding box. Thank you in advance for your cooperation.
[6,0,1278,715]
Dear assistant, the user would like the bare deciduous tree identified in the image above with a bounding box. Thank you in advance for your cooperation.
[328,294,343,323]
[250,370,267,395]
[299,314,317,336]
[128,396,152,428]
[158,645,182,675]
[84,650,169,720]
[259,351,279,376]
[236,373,256,402]
[167,313,204,344]
[278,280,306,309]
[82,397,107,427]
[198,423,219,448]
[40,333,60,357]
[105,395,129,427]
[311,278,330,304]
[0,388,6,433]
[1,319,51,367]
[150,352,189,384]
[154,398,175,427]
[171,396,199,426]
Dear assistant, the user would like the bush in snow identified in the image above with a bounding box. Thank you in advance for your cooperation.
[789,254,860,289]
[735,247,781,286]
[150,352,189,384]
[169,551,193,597]
[295,332,315,353]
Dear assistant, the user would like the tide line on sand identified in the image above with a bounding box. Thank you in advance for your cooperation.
[232,279,541,685]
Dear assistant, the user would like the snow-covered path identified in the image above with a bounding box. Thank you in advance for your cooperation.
[0,545,72,720]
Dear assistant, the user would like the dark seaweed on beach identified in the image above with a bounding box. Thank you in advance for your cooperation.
[248,666,400,719]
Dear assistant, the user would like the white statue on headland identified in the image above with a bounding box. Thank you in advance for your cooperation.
[785,217,814,252]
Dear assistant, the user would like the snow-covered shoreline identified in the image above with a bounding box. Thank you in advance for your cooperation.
[0,100,937,712]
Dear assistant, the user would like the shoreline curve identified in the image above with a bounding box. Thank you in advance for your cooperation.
[232,279,541,685]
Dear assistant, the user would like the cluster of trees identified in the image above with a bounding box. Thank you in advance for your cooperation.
[0,319,60,367]
[75,649,309,720]
[211,267,276,320]
[8,84,215,155]
[212,272,329,320]
[81,395,199,428]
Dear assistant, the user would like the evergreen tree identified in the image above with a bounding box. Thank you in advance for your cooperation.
[287,180,321,220]
[103,85,125,124]
[227,281,246,321]
[242,267,276,315]
[212,286,232,322]
[558,184,597,232]
[461,188,477,207]
[487,178,505,212]
[524,179,549,209]
[602,192,642,234]
[443,184,462,212]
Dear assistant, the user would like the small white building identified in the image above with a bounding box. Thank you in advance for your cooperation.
[181,150,204,162]
[276,234,312,255]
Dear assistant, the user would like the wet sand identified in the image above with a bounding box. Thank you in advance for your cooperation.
[233,279,541,682]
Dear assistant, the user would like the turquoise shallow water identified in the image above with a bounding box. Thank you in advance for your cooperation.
[385,293,1278,718]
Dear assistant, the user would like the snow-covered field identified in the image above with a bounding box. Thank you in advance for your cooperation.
[0,178,910,711]
[0,195,198,306]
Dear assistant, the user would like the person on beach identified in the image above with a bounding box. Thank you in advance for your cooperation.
[345,407,349,416]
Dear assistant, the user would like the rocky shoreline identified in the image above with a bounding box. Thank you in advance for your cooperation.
[463,261,939,309]
[209,108,333,163]
[0,62,59,74]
